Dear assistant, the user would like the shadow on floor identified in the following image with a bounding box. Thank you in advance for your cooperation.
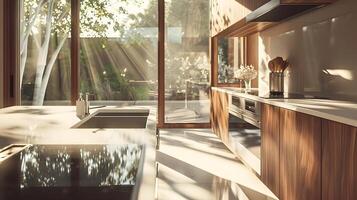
[157,151,277,200]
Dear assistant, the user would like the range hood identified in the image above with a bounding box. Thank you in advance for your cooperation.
[246,0,329,22]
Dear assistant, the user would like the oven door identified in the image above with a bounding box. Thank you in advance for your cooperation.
[227,95,261,175]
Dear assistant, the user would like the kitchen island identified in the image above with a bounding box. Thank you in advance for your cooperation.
[0,106,157,200]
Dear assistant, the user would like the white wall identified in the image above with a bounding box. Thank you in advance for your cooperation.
[259,0,357,101]
[0,0,3,107]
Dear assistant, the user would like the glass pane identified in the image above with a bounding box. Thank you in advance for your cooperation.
[164,0,211,123]
[79,0,158,106]
[20,0,71,105]
[218,37,245,84]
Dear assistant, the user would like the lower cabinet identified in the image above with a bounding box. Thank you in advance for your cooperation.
[279,109,322,200]
[213,100,357,200]
[261,104,280,197]
[322,120,357,200]
[210,90,229,144]
[261,105,322,200]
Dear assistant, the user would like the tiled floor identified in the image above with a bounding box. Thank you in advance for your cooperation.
[156,129,277,200]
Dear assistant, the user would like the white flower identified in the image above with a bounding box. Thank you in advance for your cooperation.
[234,65,257,80]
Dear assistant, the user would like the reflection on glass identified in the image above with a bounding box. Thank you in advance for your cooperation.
[20,0,71,105]
[218,37,246,84]
[164,0,211,123]
[20,146,71,188]
[80,144,142,186]
[19,145,143,189]
[79,0,158,103]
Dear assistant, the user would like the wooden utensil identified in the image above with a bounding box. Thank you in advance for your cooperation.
[268,60,274,72]
[281,60,289,72]
[268,57,289,72]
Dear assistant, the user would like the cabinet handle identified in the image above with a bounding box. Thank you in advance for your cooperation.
[10,75,14,98]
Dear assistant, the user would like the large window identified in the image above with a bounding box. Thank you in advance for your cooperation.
[20,0,158,106]
[164,0,211,123]
[217,37,246,84]
[79,0,158,104]
[20,0,71,105]
[18,0,211,126]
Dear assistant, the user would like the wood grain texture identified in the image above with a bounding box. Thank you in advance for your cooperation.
[260,103,280,197]
[157,0,165,127]
[211,37,218,87]
[3,0,19,107]
[247,33,259,88]
[214,18,276,38]
[322,120,357,200]
[71,0,80,105]
[210,0,270,36]
[210,90,229,144]
[279,109,321,200]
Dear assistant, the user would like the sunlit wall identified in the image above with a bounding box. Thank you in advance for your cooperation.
[258,0,357,101]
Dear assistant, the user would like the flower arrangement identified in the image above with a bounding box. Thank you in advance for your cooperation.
[234,65,257,81]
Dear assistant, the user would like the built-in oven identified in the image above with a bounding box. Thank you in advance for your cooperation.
[227,94,261,175]
[229,95,261,128]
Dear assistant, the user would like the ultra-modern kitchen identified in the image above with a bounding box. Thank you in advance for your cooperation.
[0,0,356,200]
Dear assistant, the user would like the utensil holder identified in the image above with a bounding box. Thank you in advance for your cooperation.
[269,72,284,96]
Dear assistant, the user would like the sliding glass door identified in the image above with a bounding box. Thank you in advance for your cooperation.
[163,0,211,124]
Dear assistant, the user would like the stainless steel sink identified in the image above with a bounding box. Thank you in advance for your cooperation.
[73,109,149,129]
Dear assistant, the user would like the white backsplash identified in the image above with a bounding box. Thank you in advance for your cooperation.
[259,0,357,101]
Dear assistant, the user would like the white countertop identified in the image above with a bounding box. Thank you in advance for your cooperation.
[0,106,157,200]
[212,87,357,128]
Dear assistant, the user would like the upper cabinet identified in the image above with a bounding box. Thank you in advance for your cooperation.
[212,0,338,37]
[210,0,270,36]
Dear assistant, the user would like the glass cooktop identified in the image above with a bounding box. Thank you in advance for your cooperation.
[0,144,144,200]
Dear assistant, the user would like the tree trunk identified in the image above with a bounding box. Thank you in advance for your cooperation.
[20,0,45,86]
[37,36,67,105]
[33,0,54,105]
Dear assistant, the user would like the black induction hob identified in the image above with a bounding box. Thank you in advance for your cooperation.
[0,144,144,200]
